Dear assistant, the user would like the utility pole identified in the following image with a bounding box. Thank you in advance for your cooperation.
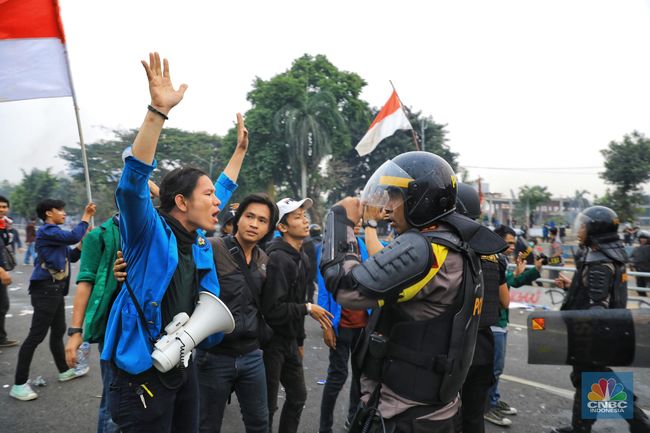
[420,118,427,151]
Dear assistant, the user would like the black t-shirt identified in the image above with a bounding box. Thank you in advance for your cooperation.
[160,213,198,328]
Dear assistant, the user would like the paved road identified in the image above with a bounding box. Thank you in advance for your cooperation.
[0,262,648,432]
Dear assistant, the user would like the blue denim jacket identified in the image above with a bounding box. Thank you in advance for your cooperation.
[101,156,236,374]
[31,222,88,282]
[317,236,370,334]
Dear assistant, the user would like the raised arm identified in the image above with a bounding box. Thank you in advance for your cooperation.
[222,113,249,183]
[132,52,188,165]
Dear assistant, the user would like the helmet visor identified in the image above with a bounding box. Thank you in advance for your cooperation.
[573,212,592,245]
[360,160,413,209]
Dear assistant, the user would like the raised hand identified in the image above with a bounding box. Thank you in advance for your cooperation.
[141,52,188,115]
[236,113,249,152]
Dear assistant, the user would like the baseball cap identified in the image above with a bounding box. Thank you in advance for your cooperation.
[276,197,313,226]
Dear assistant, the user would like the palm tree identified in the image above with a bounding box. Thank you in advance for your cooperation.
[274,91,346,199]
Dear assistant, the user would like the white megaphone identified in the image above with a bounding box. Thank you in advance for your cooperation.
[151,291,235,372]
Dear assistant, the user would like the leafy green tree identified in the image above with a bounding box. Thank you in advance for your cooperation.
[0,180,15,200]
[515,185,552,225]
[274,91,346,198]
[9,169,85,220]
[59,128,223,221]
[218,54,371,222]
[599,131,650,221]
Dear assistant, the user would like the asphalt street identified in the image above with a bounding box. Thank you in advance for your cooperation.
[0,262,648,433]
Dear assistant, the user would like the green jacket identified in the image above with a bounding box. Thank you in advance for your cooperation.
[76,216,120,343]
[496,267,541,329]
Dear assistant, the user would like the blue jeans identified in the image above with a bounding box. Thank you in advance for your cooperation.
[319,327,363,433]
[487,329,507,408]
[98,340,120,433]
[23,242,36,265]
[109,361,199,433]
[196,348,268,433]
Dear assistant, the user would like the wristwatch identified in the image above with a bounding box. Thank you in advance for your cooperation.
[363,219,378,229]
[67,327,82,337]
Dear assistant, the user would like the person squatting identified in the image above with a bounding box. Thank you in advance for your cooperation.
[8,52,650,433]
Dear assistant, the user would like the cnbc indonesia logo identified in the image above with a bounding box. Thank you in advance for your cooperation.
[586,378,628,414]
[582,372,633,419]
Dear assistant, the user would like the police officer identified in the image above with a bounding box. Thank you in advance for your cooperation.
[320,152,504,433]
[456,184,511,432]
[551,206,650,433]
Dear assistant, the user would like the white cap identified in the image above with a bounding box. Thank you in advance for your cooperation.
[276,197,313,226]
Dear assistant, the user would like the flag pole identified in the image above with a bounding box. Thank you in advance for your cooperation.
[61,46,94,224]
[389,80,421,152]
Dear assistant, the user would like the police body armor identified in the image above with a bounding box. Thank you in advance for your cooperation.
[478,254,502,328]
[528,239,650,367]
[356,229,482,405]
[562,240,628,311]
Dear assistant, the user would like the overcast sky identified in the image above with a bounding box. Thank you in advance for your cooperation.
[2,0,650,200]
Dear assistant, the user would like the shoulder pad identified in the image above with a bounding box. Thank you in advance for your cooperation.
[351,230,432,301]
[598,241,628,264]
[440,213,507,255]
[585,250,609,264]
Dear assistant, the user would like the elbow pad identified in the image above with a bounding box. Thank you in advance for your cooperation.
[351,230,433,303]
[588,264,613,307]
[320,205,359,295]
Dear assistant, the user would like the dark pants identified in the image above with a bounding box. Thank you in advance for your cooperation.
[460,363,495,433]
[196,348,268,433]
[264,336,307,433]
[98,341,120,433]
[568,365,650,433]
[387,412,460,433]
[14,284,68,384]
[637,276,648,297]
[109,361,199,433]
[0,282,9,343]
[319,327,363,433]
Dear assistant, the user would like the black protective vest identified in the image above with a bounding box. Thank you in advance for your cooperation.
[478,254,501,328]
[563,242,627,311]
[356,231,483,406]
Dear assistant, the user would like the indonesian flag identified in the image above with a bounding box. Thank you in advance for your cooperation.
[355,90,413,156]
[0,0,72,102]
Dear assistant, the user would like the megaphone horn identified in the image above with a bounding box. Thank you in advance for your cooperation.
[151,291,235,372]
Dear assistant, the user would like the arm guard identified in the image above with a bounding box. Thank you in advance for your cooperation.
[319,206,359,296]
[351,230,433,303]
[587,264,614,309]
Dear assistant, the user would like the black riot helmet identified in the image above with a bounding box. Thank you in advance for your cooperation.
[309,223,322,237]
[573,205,620,245]
[638,230,650,240]
[456,183,481,220]
[361,151,458,228]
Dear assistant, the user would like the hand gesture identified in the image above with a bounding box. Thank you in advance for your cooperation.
[363,204,385,226]
[514,252,526,276]
[114,251,127,283]
[323,327,337,349]
[65,333,83,368]
[309,303,334,329]
[554,273,572,290]
[142,52,188,115]
[336,197,362,225]
[236,113,249,152]
[84,203,97,218]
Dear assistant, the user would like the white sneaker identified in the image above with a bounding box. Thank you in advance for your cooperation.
[484,407,512,426]
[496,399,518,415]
[10,384,38,401]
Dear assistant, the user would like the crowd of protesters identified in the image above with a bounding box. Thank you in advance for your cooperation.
[1,52,650,433]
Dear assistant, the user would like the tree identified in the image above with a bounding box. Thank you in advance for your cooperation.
[571,189,590,211]
[515,185,552,226]
[218,54,371,222]
[274,90,347,199]
[0,180,15,200]
[59,128,223,221]
[599,131,650,221]
[9,169,85,219]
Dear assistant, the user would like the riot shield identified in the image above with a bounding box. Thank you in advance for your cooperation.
[527,308,650,367]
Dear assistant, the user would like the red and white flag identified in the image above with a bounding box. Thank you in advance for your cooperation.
[0,0,71,102]
[355,90,412,156]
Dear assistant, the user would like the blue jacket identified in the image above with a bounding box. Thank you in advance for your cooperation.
[317,236,370,334]
[32,222,87,282]
[101,156,237,374]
